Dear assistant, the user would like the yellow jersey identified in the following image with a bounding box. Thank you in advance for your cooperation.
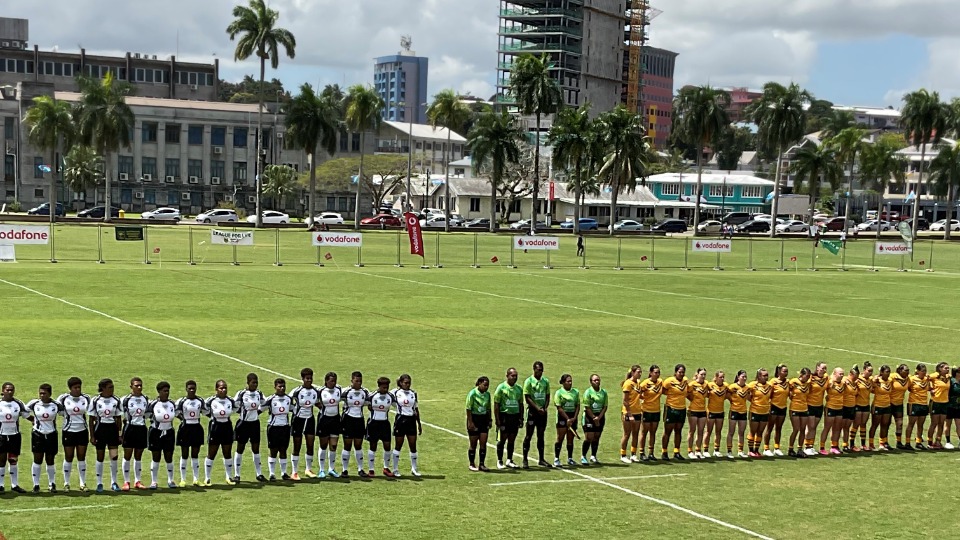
[855,377,873,407]
[930,373,950,404]
[747,381,772,415]
[770,378,790,409]
[842,379,858,407]
[808,375,828,407]
[687,380,708,412]
[907,375,931,405]
[661,376,689,410]
[826,380,846,410]
[638,378,663,413]
[707,382,728,414]
[890,374,908,405]
[621,378,643,415]
[872,377,892,408]
[788,378,809,412]
[727,383,749,414]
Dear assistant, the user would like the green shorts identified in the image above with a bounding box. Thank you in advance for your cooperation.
[931,402,949,415]
[664,406,686,424]
[908,404,929,417]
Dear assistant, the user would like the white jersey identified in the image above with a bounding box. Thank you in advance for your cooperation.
[342,387,370,419]
[147,400,177,431]
[234,389,265,423]
[205,396,235,423]
[319,385,342,417]
[262,394,292,427]
[26,399,63,435]
[369,392,396,422]
[289,386,318,419]
[0,399,29,435]
[57,393,91,433]
[88,395,122,427]
[392,388,419,417]
[120,394,151,426]
[175,397,204,425]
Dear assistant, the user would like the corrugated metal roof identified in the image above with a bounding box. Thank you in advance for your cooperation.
[54,91,265,114]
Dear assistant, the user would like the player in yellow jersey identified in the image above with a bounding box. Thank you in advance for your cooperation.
[803,362,828,456]
[686,368,708,460]
[890,364,909,448]
[821,367,847,455]
[869,365,894,451]
[704,371,727,458]
[839,367,859,452]
[787,368,811,457]
[851,362,874,451]
[927,362,950,449]
[619,365,643,464]
[638,366,662,461]
[726,370,749,459]
[660,365,688,461]
[765,364,790,457]
[746,369,772,457]
[905,364,930,450]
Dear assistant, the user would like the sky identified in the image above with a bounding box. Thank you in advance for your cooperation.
[6,0,960,108]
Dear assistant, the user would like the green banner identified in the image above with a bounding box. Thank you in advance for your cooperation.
[115,226,144,242]
[821,239,841,255]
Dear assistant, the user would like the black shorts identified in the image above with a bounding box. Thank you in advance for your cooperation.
[948,407,960,420]
[729,411,747,421]
[664,407,686,424]
[855,405,871,413]
[468,414,491,437]
[841,406,856,420]
[31,431,58,455]
[393,415,418,437]
[341,415,366,440]
[642,411,661,423]
[526,409,548,430]
[234,420,261,446]
[93,423,120,449]
[266,425,291,452]
[122,424,148,450]
[826,408,844,418]
[708,412,724,420]
[148,427,175,453]
[908,404,929,417]
[790,410,808,418]
[892,403,905,418]
[291,415,315,438]
[176,423,204,448]
[582,415,605,433]
[808,406,824,419]
[931,402,949,416]
[689,411,707,419]
[316,415,341,438]
[771,406,787,417]
[208,421,234,446]
[0,433,22,456]
[499,413,521,436]
[366,419,392,443]
[556,412,578,429]
[62,430,89,448]
[873,406,892,416]
[750,413,769,423]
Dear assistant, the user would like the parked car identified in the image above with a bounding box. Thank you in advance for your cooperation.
[560,218,599,231]
[652,219,687,233]
[720,212,753,226]
[196,208,239,224]
[776,220,809,233]
[509,219,548,230]
[735,220,771,233]
[880,211,901,222]
[78,205,121,219]
[27,202,66,217]
[812,213,832,221]
[696,220,722,233]
[313,212,344,225]
[463,218,491,228]
[418,207,444,219]
[420,215,449,228]
[141,207,181,221]
[449,214,466,226]
[359,213,402,226]
[856,220,892,232]
[246,210,290,224]
[930,219,960,232]
[819,216,854,231]
[613,219,644,232]
[901,217,929,231]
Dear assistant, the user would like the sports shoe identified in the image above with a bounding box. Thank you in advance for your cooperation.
[134,481,146,490]
[878,444,889,452]
[469,464,479,472]
[674,453,684,461]
[537,460,551,468]
[358,470,368,478]
[63,483,70,492]
[49,483,58,493]
[687,452,697,460]
[713,451,722,458]
[233,475,241,483]
[851,446,861,453]
[167,481,177,489]
[497,461,506,470]
[804,448,816,456]
[567,458,577,467]
[660,452,669,461]
[224,477,235,486]
[383,468,395,477]
[763,450,774,457]
[341,470,349,478]
[367,469,376,477]
[121,482,131,492]
[902,444,914,450]
[111,483,121,492]
[788,449,797,457]
[748,451,759,458]
[32,485,40,493]
[269,475,277,481]
[304,469,316,479]
[774,449,784,457]
[282,473,291,481]
[392,469,402,478]
[80,484,87,492]
[819,449,829,456]
[945,442,955,450]
[632,455,642,463]
[620,456,631,464]
[192,479,200,487]
[11,486,26,493]
[522,458,529,469]
[830,447,841,455]
[580,457,589,465]
[317,470,327,479]
[290,472,301,480]
[96,483,104,493]
[203,478,212,486]
[553,458,562,467]
[178,480,187,488]
[916,443,928,451]
[896,442,905,450]
[256,475,267,482]
[930,442,943,450]
[505,460,518,469]
[589,456,598,464]
[411,468,422,477]
[738,452,749,458]
[148,483,158,490]
[479,465,490,472]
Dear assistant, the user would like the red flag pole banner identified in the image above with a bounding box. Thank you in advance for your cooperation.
[403,212,425,257]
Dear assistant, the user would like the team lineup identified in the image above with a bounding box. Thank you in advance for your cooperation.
[0,369,422,494]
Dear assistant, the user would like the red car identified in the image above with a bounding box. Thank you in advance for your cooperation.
[359,213,402,226]
[818,217,854,231]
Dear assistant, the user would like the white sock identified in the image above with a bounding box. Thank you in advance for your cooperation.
[392,449,400,470]
[10,464,20,487]
[46,464,56,486]
[95,461,104,484]
[318,449,326,471]
[32,463,41,487]
[367,450,376,471]
[179,458,188,482]
[234,453,243,478]
[63,461,72,485]
[204,458,213,481]
[253,454,262,477]
[77,461,86,485]
[166,462,174,484]
[191,458,200,481]
[109,459,118,484]
[222,457,233,480]
[354,449,363,471]
[133,459,142,483]
[307,453,315,472]
[383,450,391,469]
[122,458,130,483]
[411,452,419,471]
[291,455,299,473]
[341,450,350,471]
[279,458,287,475]
[0,466,5,487]
[267,457,276,477]
[150,461,160,485]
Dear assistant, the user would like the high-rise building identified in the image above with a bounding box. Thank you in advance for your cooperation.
[641,46,677,148]
[374,36,428,125]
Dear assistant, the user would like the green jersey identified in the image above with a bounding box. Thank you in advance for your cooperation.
[465,388,491,415]
[494,382,523,414]
[582,387,608,416]
[554,387,580,414]
[523,375,550,408]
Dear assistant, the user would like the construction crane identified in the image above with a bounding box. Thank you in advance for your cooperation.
[626,1,662,114]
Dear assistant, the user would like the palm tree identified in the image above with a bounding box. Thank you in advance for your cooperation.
[510,53,562,234]
[819,110,856,139]
[928,142,960,240]
[860,134,907,239]
[426,89,471,231]
[261,164,298,211]
[285,83,339,224]
[672,85,731,230]
[791,144,843,226]
[23,96,74,230]
[596,106,650,235]
[827,127,867,229]
[900,89,948,225]
[73,73,134,222]
[547,104,597,234]
[343,84,384,229]
[227,0,296,228]
[748,82,812,236]
[467,111,523,233]
[63,145,103,212]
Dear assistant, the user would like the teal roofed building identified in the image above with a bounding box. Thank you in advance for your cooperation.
[646,172,774,222]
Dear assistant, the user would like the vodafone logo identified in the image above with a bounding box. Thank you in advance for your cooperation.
[313,232,362,247]
[278,407,285,413]
[516,236,559,250]
[0,226,50,244]
[328,399,335,404]
[163,414,170,420]
[74,407,80,412]
[219,410,225,416]
[406,215,417,227]
[876,242,910,255]
[5,414,10,420]
[189,412,196,417]
[43,413,49,419]
[692,240,732,253]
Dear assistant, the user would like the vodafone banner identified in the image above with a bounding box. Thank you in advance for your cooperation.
[516,236,559,250]
[312,232,362,247]
[691,239,732,253]
[211,229,254,245]
[0,225,49,244]
[403,212,424,257]
[875,241,911,255]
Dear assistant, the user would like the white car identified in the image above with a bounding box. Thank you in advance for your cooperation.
[420,215,447,228]
[196,209,239,224]
[696,220,722,233]
[930,219,960,232]
[246,210,290,224]
[614,219,644,231]
[776,220,809,233]
[140,207,181,221]
[812,213,832,221]
[856,220,891,232]
[313,212,344,225]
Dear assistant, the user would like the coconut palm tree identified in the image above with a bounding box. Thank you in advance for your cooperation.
[467,111,523,233]
[827,127,867,229]
[900,89,948,225]
[285,83,339,224]
[63,145,103,212]
[426,89,471,231]
[343,84,384,229]
[510,53,562,234]
[23,96,74,230]
[261,164,298,210]
[227,0,296,228]
[596,106,650,235]
[819,110,856,139]
[748,82,812,236]
[547,104,597,234]
[860,134,908,239]
[928,142,960,240]
[791,144,843,226]
[672,85,731,230]
[73,73,134,222]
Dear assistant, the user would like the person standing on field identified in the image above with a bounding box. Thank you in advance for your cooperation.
[0,382,30,493]
[233,373,266,483]
[522,361,550,468]
[262,378,292,481]
[494,368,524,470]
[120,377,150,491]
[57,377,91,492]
[145,381,177,489]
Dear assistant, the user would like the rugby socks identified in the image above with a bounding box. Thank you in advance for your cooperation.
[268,457,276,477]
[31,463,40,487]
[179,458,188,482]
[582,441,590,459]
[150,461,160,485]
[317,450,325,472]
[368,450,376,471]
[522,439,531,461]
[353,450,363,472]
[8,465,18,487]
[95,461,104,484]
[204,458,214,482]
[468,449,476,466]
[306,453,314,473]
[63,461,72,486]
[122,458,131,484]
[279,458,287,475]
[566,443,574,460]
[620,448,627,457]
[222,457,233,480]
[382,450,391,470]
[234,453,243,478]
[630,445,637,457]
[46,464,55,486]
[133,459,142,484]
[341,450,350,472]
[166,462,175,484]
[537,439,545,461]
[554,442,562,459]
[109,458,118,485]
[507,439,516,459]
[410,452,419,471]
[496,440,505,463]
[391,449,401,470]
[291,455,300,474]
[896,432,903,444]
[253,454,262,477]
[860,428,867,446]
[77,460,86,485]
[479,447,487,466]
[0,466,5,487]
[590,440,599,457]
[191,458,200,481]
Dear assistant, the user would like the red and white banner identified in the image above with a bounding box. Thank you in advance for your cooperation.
[312,232,362,247]
[0,225,49,244]
[403,212,424,257]
[875,241,911,255]
[549,181,555,201]
[692,240,732,253]
[516,236,559,250]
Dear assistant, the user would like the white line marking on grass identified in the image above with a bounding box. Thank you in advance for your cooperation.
[349,271,923,365]
[490,473,687,486]
[0,277,775,540]
[0,504,117,514]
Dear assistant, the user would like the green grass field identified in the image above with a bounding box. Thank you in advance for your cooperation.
[2,225,960,539]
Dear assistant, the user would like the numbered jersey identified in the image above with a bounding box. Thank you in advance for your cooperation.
[319,385,342,417]
[147,400,177,431]
[176,397,204,425]
[0,399,29,435]
[289,386,319,419]
[342,388,370,419]
[121,394,151,426]
[26,399,63,435]
[393,388,418,417]
[205,396,235,423]
[263,394,292,427]
[89,395,122,427]
[234,389,265,422]
[57,393,91,433]
[369,392,396,421]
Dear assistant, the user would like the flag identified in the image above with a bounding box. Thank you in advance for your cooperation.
[904,191,916,203]
[324,252,333,260]
[641,255,648,261]
[490,256,498,263]
[153,247,161,254]
[790,256,797,262]
[403,212,424,257]
[38,164,51,173]
[821,240,841,255]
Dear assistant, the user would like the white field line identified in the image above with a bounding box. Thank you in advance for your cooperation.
[513,271,956,332]
[0,504,116,514]
[490,473,687,487]
[837,263,960,276]
[0,277,774,540]
[350,271,923,365]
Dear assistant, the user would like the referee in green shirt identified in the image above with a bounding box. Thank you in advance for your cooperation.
[493,368,524,469]
[522,361,551,468]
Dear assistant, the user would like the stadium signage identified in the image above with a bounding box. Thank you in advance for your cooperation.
[312,232,362,247]
[0,225,49,244]
[876,241,910,255]
[211,229,254,245]
[516,236,559,250]
[692,240,732,253]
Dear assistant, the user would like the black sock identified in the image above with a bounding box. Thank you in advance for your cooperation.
[496,441,505,462]
[537,438,545,461]
[566,443,574,460]
[554,442,562,459]
[581,441,590,458]
[591,440,599,456]
[468,449,476,466]
[479,448,487,466]
[506,439,515,458]
[522,439,530,460]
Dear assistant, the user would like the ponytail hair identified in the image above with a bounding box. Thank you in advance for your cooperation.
[850,365,860,375]
[799,367,811,377]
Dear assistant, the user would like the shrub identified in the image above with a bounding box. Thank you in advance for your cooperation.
[216,200,246,221]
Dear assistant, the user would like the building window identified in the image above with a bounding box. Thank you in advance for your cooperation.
[118,155,134,177]
[262,129,271,150]
[144,189,155,205]
[142,122,158,143]
[326,196,336,210]
[188,125,203,145]
[34,156,45,178]
[661,183,680,196]
[168,191,178,206]
[351,133,360,152]
[142,157,157,178]
[708,185,734,198]
[165,158,180,179]
[211,127,226,146]
[740,185,763,198]
[211,160,225,179]
[35,187,44,198]
[469,198,480,212]
[4,116,13,140]
[188,159,203,178]
[339,132,348,152]
[233,128,248,148]
[165,124,180,143]
[4,155,14,180]
[233,161,247,181]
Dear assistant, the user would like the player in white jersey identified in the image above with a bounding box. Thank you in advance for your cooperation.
[317,371,343,479]
[26,383,63,493]
[0,382,31,493]
[340,371,370,477]
[175,380,204,486]
[146,381,178,489]
[392,374,422,477]
[233,373,266,483]
[204,379,237,486]
[120,377,150,491]
[366,377,396,477]
[57,376,91,491]
[88,378,123,492]
[261,378,292,481]
[288,367,318,480]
